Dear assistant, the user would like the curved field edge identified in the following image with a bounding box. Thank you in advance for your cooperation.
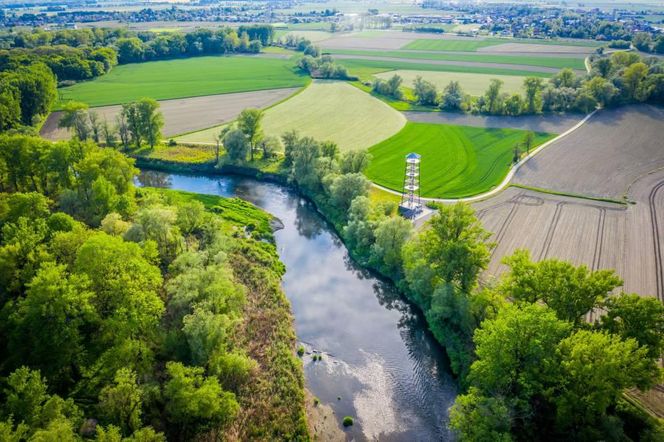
[177,80,407,152]
[365,122,554,199]
[56,56,310,109]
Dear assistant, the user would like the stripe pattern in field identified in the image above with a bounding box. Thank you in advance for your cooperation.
[474,173,664,302]
[41,88,301,140]
[365,123,553,198]
[177,80,406,151]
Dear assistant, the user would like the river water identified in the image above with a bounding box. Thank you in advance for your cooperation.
[137,170,457,441]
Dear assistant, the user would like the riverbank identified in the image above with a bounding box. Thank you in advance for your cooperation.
[135,168,458,440]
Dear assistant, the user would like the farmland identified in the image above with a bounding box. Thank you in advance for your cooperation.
[374,69,528,96]
[325,49,587,71]
[365,122,553,198]
[474,105,664,301]
[514,105,664,199]
[177,80,406,151]
[42,88,300,140]
[57,55,309,108]
[403,37,601,52]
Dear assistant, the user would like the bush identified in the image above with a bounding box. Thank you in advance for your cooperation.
[343,416,354,427]
[297,345,305,356]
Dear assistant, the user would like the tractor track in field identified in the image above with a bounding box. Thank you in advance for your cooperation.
[538,202,565,261]
[649,180,664,301]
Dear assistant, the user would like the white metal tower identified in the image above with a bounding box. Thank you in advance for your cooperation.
[400,152,422,217]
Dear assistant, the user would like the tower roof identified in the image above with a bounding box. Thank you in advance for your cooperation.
[406,153,421,160]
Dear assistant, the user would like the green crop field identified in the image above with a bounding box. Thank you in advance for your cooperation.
[57,56,309,108]
[177,80,406,151]
[402,37,601,51]
[374,69,528,96]
[326,49,587,70]
[365,123,554,198]
[337,58,552,82]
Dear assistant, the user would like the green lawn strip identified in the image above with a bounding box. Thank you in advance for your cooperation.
[326,48,586,70]
[132,143,217,164]
[509,184,628,205]
[349,80,429,112]
[403,37,602,51]
[365,122,554,199]
[56,56,309,108]
[337,58,553,78]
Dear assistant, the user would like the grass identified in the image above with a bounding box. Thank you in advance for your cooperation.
[57,56,309,108]
[374,69,529,96]
[338,58,552,82]
[326,48,587,70]
[403,37,602,51]
[132,144,217,164]
[177,80,406,152]
[365,122,554,198]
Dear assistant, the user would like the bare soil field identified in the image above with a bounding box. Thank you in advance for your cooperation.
[473,180,663,302]
[404,111,582,133]
[41,88,300,140]
[478,43,593,55]
[332,54,565,74]
[514,104,664,199]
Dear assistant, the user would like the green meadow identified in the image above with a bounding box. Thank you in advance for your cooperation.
[325,49,587,70]
[365,122,554,198]
[402,37,601,51]
[57,56,309,108]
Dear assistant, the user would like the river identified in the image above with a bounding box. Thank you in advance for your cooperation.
[137,170,458,441]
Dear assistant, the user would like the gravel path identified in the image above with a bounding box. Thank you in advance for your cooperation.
[41,87,300,140]
[404,111,583,133]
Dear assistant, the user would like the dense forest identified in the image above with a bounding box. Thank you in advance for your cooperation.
[0,135,308,440]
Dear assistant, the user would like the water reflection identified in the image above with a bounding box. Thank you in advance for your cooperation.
[136,170,457,441]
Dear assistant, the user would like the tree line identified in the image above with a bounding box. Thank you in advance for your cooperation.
[0,134,308,440]
[279,35,354,80]
[372,51,664,116]
[58,98,165,150]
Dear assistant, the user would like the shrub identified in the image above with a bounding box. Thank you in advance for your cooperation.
[343,416,354,427]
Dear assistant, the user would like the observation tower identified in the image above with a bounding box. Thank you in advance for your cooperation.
[399,152,422,218]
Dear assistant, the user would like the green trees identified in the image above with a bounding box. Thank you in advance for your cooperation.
[441,80,464,111]
[58,101,91,140]
[483,79,504,115]
[163,362,239,436]
[522,77,544,114]
[450,250,664,441]
[120,99,164,148]
[0,63,57,128]
[413,76,438,106]
[402,203,494,377]
[237,108,263,162]
[499,249,622,325]
[372,74,403,99]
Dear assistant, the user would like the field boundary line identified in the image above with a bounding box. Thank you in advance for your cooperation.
[371,109,598,203]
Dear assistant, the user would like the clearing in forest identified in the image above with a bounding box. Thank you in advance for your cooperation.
[57,55,309,108]
[374,69,528,96]
[177,80,406,151]
[365,122,553,198]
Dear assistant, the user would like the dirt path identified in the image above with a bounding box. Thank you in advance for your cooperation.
[404,111,582,133]
[41,87,300,140]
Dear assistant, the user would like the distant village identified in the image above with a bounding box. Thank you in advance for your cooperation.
[0,0,662,41]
